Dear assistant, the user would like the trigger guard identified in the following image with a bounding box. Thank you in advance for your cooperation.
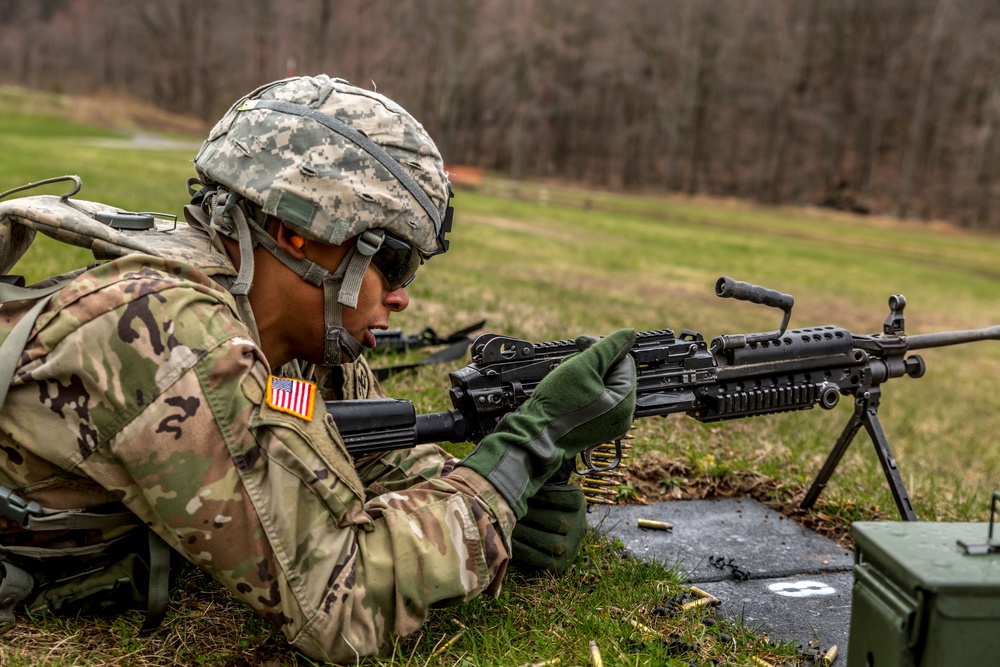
[574,440,624,476]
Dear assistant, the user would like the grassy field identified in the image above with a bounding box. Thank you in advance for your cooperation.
[2,88,999,666]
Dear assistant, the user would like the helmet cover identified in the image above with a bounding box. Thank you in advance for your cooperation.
[194,75,450,257]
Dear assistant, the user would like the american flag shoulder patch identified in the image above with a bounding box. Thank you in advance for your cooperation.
[265,375,316,421]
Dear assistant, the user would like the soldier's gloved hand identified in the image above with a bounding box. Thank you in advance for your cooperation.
[460,328,637,518]
[511,482,588,576]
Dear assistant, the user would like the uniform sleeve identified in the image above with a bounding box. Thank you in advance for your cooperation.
[65,279,514,662]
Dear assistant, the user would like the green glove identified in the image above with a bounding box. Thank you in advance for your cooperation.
[460,328,637,518]
[511,482,588,576]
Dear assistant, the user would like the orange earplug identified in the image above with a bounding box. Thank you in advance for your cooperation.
[290,235,305,249]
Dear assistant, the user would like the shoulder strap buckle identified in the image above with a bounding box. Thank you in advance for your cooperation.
[0,485,43,528]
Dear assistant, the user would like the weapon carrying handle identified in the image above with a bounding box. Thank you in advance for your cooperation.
[716,277,794,313]
[712,277,795,351]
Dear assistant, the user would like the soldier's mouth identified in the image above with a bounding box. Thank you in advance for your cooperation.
[363,330,377,349]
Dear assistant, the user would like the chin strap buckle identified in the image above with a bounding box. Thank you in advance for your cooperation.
[355,229,385,256]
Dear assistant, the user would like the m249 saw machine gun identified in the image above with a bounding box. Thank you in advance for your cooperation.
[328,277,1000,521]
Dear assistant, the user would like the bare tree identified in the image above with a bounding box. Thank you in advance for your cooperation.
[897,0,952,218]
[4,0,1000,228]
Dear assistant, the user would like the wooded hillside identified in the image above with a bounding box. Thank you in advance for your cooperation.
[2,0,999,229]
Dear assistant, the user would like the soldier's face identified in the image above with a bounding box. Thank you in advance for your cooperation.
[303,238,411,353]
[349,262,411,351]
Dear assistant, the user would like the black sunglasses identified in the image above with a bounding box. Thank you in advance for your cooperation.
[370,232,422,289]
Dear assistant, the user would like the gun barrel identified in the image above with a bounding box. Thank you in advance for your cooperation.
[907,325,1000,350]
[414,409,467,444]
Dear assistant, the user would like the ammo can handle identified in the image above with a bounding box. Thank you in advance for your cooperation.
[956,491,1000,555]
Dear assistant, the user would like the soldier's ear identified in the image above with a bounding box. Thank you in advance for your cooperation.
[275,220,307,259]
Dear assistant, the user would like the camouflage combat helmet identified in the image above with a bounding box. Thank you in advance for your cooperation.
[191,75,453,365]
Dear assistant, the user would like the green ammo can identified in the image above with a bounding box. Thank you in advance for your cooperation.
[848,510,1000,667]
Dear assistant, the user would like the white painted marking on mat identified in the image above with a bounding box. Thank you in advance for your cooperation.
[767,580,837,597]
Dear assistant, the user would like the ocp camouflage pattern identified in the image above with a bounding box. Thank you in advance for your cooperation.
[0,254,514,662]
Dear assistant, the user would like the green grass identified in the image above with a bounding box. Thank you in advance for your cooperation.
[3,92,1000,665]
[1,108,199,280]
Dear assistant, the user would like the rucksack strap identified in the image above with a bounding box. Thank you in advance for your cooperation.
[0,279,72,411]
[140,531,171,634]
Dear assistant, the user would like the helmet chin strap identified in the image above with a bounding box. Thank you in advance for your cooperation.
[320,228,386,365]
[320,272,364,365]
[211,191,376,365]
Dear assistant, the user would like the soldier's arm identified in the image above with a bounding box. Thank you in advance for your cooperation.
[61,269,513,661]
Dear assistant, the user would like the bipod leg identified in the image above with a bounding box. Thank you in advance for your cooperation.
[860,404,917,521]
[800,400,865,512]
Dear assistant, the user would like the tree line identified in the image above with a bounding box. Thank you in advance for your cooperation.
[3,0,1000,229]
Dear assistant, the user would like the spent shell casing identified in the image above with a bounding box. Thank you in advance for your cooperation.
[637,519,673,531]
[689,585,713,599]
[628,618,659,639]
[430,629,464,657]
[588,640,604,667]
[821,645,838,666]
[751,658,775,667]
[680,596,719,610]
[518,659,561,667]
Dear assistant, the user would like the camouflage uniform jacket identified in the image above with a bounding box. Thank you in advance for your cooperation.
[0,253,514,662]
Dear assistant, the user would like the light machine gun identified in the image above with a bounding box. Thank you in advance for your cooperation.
[328,277,1000,521]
